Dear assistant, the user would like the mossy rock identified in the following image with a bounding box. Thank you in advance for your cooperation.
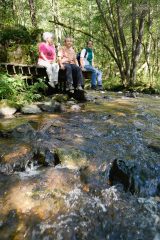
[0,99,20,116]
[0,99,21,109]
[0,44,7,62]
[55,147,88,169]
[52,94,69,103]
[6,44,38,64]
[0,25,31,45]
[7,44,31,64]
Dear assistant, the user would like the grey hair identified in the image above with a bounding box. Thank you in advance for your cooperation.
[43,32,54,41]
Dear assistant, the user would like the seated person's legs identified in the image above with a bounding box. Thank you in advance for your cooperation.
[38,59,55,88]
[84,65,97,89]
[70,64,83,90]
[96,68,103,90]
[51,63,59,86]
[63,63,74,90]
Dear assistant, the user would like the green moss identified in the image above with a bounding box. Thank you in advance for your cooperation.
[6,44,38,64]
[0,99,21,109]
[0,25,31,45]
[52,94,69,103]
[55,147,88,169]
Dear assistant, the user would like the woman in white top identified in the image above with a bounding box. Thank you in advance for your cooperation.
[80,40,103,90]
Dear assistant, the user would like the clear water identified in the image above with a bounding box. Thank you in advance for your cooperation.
[0,92,160,239]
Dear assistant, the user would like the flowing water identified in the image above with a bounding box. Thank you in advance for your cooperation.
[0,91,160,240]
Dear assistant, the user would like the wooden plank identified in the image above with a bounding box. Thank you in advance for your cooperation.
[14,65,21,74]
[36,66,47,76]
[6,64,15,75]
[0,63,92,93]
[29,66,38,75]
[20,66,30,75]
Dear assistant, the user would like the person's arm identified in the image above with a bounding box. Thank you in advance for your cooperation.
[73,51,79,66]
[75,59,79,66]
[70,48,79,66]
[39,43,52,63]
[40,52,49,62]
[80,49,86,70]
[52,44,56,63]
[58,48,65,69]
[92,52,95,67]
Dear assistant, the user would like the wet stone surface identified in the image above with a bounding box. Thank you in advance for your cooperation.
[0,91,160,239]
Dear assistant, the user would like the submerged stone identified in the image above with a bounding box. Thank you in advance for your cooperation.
[55,147,88,169]
[0,144,34,174]
[109,159,135,194]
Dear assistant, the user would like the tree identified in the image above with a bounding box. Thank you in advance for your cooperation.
[95,0,148,86]
[1,0,160,90]
[28,0,37,28]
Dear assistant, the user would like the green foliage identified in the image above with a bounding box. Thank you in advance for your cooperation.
[0,73,48,105]
[1,0,160,93]
[104,76,123,91]
[154,75,160,94]
[30,29,43,43]
[29,44,39,64]
[0,25,31,45]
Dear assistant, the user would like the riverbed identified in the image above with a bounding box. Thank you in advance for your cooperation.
[0,91,160,240]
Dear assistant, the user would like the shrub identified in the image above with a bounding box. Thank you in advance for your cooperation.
[0,25,31,45]
[0,73,48,105]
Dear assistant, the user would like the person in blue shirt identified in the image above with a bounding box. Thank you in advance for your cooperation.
[80,40,103,90]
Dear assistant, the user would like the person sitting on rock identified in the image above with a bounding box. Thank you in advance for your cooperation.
[58,37,83,91]
[38,32,59,88]
[80,40,103,91]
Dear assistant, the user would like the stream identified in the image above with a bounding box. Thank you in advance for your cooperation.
[0,91,160,240]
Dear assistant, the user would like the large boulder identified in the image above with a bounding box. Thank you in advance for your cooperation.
[0,100,17,117]
[21,104,42,114]
[38,100,65,113]
[7,45,31,64]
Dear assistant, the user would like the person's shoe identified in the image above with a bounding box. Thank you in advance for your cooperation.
[48,81,55,88]
[66,83,74,91]
[91,85,97,90]
[54,81,58,86]
[77,85,83,91]
[97,85,103,91]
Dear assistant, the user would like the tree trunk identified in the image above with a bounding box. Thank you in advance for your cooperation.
[130,5,147,85]
[95,0,125,84]
[116,1,130,85]
[28,0,37,28]
[52,0,62,43]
